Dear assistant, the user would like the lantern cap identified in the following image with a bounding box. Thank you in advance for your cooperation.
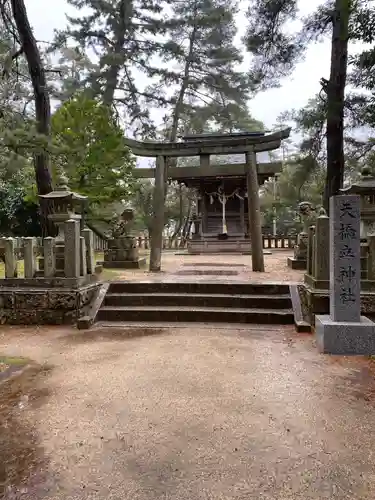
[39,168,87,201]
[340,167,375,194]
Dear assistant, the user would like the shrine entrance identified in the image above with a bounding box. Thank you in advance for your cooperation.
[131,129,290,268]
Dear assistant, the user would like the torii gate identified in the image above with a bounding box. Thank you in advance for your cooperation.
[124,128,291,272]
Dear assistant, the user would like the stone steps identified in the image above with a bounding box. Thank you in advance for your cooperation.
[94,282,294,327]
[107,281,290,295]
[104,292,291,309]
[97,305,294,324]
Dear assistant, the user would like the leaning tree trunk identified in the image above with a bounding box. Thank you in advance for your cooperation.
[323,0,350,213]
[10,0,54,235]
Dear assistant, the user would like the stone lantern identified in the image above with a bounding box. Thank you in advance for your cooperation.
[340,167,375,238]
[38,171,87,275]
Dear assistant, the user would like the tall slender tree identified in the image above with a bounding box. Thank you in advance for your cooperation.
[322,0,351,211]
[53,0,169,136]
[149,0,251,142]
[244,0,367,212]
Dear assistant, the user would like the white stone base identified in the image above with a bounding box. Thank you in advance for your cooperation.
[315,314,375,355]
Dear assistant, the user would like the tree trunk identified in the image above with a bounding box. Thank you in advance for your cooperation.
[102,0,129,105]
[246,150,264,272]
[169,23,197,142]
[10,0,54,235]
[323,0,350,213]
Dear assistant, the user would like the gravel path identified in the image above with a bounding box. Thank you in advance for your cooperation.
[1,325,375,499]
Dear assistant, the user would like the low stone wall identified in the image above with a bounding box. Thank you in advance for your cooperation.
[298,284,375,327]
[0,282,102,325]
[188,239,252,254]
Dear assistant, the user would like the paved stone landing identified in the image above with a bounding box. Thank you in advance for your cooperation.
[104,251,305,284]
[171,260,248,282]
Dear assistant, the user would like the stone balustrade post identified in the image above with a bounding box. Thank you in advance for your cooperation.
[5,237,17,278]
[80,236,87,276]
[23,237,36,278]
[43,237,56,278]
[314,212,330,282]
[64,219,80,278]
[367,235,375,280]
[307,225,315,276]
[311,233,316,278]
[82,228,95,275]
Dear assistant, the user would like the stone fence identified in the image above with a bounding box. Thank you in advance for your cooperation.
[0,220,96,280]
[0,219,102,325]
[304,211,375,290]
[300,209,375,327]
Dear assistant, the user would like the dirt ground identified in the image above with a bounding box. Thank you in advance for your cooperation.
[102,250,304,283]
[1,324,375,499]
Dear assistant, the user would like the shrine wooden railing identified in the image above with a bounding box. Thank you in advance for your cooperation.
[132,235,297,250]
[1,233,297,261]
[261,235,297,249]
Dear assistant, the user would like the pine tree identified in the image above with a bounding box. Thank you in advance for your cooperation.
[149,0,251,142]
[244,0,370,212]
[53,0,169,136]
[49,46,98,102]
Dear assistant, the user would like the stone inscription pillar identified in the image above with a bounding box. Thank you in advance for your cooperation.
[315,194,375,354]
[330,194,361,323]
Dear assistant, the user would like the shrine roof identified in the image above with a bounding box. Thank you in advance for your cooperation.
[180,131,265,141]
[124,128,291,157]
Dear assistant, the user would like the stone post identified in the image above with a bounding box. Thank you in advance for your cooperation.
[64,219,80,278]
[311,233,316,278]
[43,237,56,278]
[80,236,87,276]
[5,238,17,278]
[245,150,264,271]
[306,225,315,276]
[23,237,36,278]
[367,235,375,281]
[149,155,165,272]
[315,194,375,354]
[314,211,329,282]
[82,228,95,275]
